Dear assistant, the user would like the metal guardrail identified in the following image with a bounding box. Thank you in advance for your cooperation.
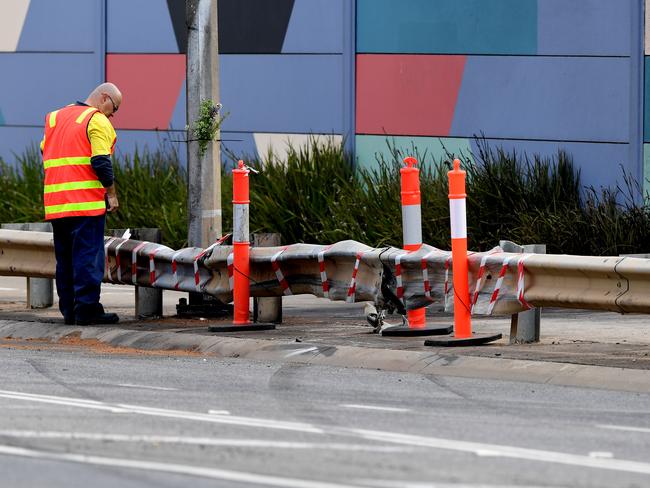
[0,228,649,315]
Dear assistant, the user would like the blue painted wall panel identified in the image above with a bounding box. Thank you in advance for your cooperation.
[113,130,258,167]
[452,56,630,143]
[645,57,650,143]
[356,0,537,54]
[220,55,343,133]
[537,0,632,56]
[0,127,43,164]
[107,0,178,53]
[17,0,99,52]
[113,129,185,163]
[282,0,344,53]
[0,54,99,126]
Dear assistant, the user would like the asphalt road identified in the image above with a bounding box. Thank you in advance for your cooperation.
[0,344,649,487]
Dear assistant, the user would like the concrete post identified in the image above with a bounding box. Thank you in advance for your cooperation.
[499,240,546,344]
[252,233,282,323]
[1,222,53,308]
[186,0,221,249]
[110,228,163,319]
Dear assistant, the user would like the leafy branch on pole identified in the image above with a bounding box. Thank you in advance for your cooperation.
[188,99,226,157]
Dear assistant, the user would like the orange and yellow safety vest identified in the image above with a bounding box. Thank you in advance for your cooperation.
[42,105,106,220]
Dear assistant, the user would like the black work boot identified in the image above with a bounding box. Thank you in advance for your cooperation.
[75,303,119,326]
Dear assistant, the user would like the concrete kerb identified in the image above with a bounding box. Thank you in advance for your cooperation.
[2,320,650,394]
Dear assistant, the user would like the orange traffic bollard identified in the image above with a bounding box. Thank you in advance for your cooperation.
[232,160,250,325]
[208,160,274,333]
[424,159,501,346]
[381,157,451,337]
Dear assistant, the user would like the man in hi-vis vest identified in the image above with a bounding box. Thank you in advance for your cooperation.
[41,83,122,325]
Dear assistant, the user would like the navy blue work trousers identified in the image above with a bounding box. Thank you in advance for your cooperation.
[51,215,106,321]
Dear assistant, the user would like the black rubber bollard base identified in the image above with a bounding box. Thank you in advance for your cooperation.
[424,332,503,347]
[208,323,276,333]
[381,324,453,337]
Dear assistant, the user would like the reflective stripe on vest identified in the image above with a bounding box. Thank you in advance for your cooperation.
[44,180,104,194]
[44,201,106,216]
[42,105,106,220]
[43,156,91,170]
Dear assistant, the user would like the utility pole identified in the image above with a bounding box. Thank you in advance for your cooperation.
[182,0,224,314]
[186,0,221,249]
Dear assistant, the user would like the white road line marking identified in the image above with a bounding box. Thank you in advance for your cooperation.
[597,424,650,434]
[0,431,412,453]
[208,409,231,415]
[2,389,650,475]
[0,389,323,434]
[352,429,650,475]
[356,481,551,488]
[589,452,614,459]
[340,404,410,413]
[115,383,177,392]
[0,287,18,292]
[284,347,319,358]
[0,444,367,488]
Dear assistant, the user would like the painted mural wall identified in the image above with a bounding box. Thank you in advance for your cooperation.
[0,0,645,193]
[356,0,644,191]
[0,0,350,164]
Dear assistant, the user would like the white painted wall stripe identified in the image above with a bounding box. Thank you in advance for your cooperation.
[0,0,30,52]
[253,133,344,164]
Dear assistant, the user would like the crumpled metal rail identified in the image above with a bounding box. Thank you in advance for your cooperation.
[2,228,648,316]
[104,237,525,316]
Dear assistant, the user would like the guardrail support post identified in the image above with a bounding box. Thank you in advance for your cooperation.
[1,222,54,309]
[253,233,282,323]
[500,240,545,344]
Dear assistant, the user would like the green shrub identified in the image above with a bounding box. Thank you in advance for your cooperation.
[2,138,650,256]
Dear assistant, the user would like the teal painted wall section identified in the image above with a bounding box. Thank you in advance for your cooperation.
[0,108,4,125]
[356,0,537,54]
[355,135,472,171]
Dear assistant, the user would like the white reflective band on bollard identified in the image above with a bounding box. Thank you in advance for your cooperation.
[233,204,249,243]
[401,204,422,247]
[449,199,467,239]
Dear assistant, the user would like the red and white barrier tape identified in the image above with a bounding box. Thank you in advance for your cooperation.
[171,250,183,291]
[227,253,234,291]
[317,245,334,298]
[470,254,491,314]
[421,250,438,301]
[271,246,292,296]
[114,240,128,283]
[517,255,533,310]
[148,248,161,286]
[104,237,117,281]
[347,251,364,303]
[444,255,452,300]
[131,242,147,285]
[487,256,513,315]
[395,251,409,299]
[193,235,230,293]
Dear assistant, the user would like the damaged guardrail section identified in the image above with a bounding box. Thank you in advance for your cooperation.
[0,228,648,315]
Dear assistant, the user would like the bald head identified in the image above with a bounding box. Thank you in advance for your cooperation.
[85,82,122,118]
